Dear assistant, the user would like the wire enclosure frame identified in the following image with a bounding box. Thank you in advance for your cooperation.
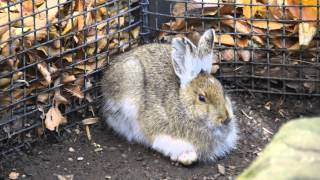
[1,0,320,159]
[142,0,320,96]
[0,0,140,158]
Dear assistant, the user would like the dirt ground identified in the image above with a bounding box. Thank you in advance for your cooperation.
[1,93,320,180]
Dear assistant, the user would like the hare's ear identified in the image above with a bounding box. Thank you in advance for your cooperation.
[197,29,215,73]
[171,37,199,87]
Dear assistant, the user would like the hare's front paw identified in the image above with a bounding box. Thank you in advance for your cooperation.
[176,151,197,165]
[152,135,198,165]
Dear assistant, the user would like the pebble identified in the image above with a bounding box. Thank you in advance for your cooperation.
[77,157,84,161]
[94,147,103,152]
[68,147,75,152]
[136,156,143,161]
[74,129,80,134]
[217,164,226,175]
[228,165,236,170]
[105,175,111,179]
[109,147,117,151]
[121,154,127,158]
[68,158,73,161]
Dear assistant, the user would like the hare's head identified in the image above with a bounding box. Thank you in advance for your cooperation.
[171,29,234,129]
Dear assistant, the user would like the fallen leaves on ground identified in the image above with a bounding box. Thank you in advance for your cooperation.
[0,0,139,135]
[159,0,319,94]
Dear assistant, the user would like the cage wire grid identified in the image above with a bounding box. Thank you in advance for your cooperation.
[1,0,320,159]
[142,0,320,96]
[0,0,141,158]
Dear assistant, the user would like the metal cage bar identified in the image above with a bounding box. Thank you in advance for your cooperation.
[0,0,141,158]
[143,0,320,97]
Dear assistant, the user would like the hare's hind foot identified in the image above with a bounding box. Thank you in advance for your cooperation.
[152,135,198,165]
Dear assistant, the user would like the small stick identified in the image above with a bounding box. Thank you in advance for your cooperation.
[85,125,91,141]
[241,109,253,120]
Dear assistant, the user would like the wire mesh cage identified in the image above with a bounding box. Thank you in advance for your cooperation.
[0,0,141,158]
[142,0,320,96]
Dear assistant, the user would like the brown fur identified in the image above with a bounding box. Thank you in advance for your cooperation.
[102,30,238,161]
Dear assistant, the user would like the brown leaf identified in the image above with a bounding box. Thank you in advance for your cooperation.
[45,105,67,131]
[236,38,249,48]
[162,20,185,31]
[62,73,76,84]
[37,63,52,85]
[221,49,236,61]
[247,20,293,30]
[64,86,84,99]
[62,12,79,35]
[237,50,251,61]
[222,16,264,45]
[37,92,51,103]
[0,71,23,87]
[215,34,235,46]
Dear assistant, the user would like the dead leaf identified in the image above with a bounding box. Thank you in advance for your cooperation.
[45,105,67,131]
[242,0,258,18]
[8,172,19,180]
[64,86,84,99]
[214,34,235,46]
[62,73,76,84]
[221,49,236,61]
[82,117,100,125]
[298,22,316,46]
[237,50,251,61]
[37,63,52,85]
[0,71,23,87]
[247,20,292,30]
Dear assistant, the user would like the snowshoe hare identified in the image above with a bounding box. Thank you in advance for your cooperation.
[102,29,238,165]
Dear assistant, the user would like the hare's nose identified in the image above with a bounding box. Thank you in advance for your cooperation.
[222,117,231,125]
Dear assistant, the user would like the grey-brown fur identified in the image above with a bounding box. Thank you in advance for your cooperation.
[102,29,238,164]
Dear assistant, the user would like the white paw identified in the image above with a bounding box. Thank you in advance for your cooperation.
[152,135,198,165]
[177,151,198,165]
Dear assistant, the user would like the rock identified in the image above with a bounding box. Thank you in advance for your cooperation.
[109,147,117,151]
[54,174,74,180]
[217,164,225,175]
[68,147,75,152]
[77,157,84,161]
[105,175,111,179]
[94,147,103,152]
[121,153,127,158]
[237,117,320,180]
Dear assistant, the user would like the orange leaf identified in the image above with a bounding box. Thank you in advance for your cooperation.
[287,0,320,21]
[214,34,235,46]
[242,0,259,18]
[247,20,293,30]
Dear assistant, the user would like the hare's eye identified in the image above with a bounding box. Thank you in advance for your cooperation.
[199,95,206,102]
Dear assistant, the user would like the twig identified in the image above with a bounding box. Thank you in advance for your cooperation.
[241,109,253,120]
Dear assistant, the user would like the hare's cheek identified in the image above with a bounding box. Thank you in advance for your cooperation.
[194,105,208,119]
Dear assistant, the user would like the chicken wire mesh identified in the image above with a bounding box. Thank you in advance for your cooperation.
[0,0,141,158]
[1,0,320,159]
[141,0,320,96]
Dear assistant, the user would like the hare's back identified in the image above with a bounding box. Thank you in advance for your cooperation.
[101,43,175,142]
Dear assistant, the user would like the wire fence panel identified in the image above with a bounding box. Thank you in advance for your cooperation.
[0,0,140,158]
[141,0,320,96]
